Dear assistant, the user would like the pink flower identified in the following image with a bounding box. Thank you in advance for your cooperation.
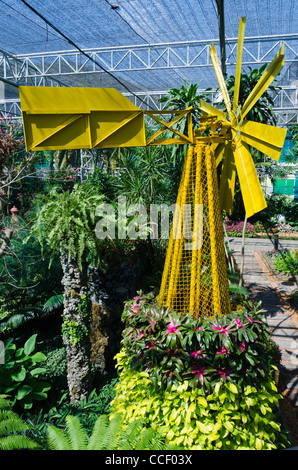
[133,294,142,302]
[194,326,203,331]
[191,349,206,359]
[236,318,245,328]
[218,368,230,378]
[131,303,141,314]
[165,319,181,335]
[216,346,229,355]
[247,317,261,324]
[192,366,206,384]
[146,341,155,349]
[238,341,246,352]
[212,325,231,336]
[135,330,144,338]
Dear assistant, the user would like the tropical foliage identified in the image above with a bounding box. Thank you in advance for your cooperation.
[0,394,40,450]
[109,293,290,450]
[0,334,50,409]
[120,292,281,391]
[47,412,179,450]
[29,183,106,269]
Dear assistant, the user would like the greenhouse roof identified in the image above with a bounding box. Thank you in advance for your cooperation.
[0,0,297,95]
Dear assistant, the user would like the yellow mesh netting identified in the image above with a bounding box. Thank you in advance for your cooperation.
[158,143,231,318]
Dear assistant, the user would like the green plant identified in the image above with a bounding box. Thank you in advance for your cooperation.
[121,294,281,391]
[289,289,298,313]
[29,183,108,402]
[22,377,118,444]
[273,249,298,275]
[0,394,41,450]
[29,183,106,269]
[110,357,289,450]
[0,334,51,409]
[110,294,289,450]
[62,319,89,345]
[47,412,178,450]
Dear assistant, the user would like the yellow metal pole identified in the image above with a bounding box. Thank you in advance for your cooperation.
[165,145,194,309]
[189,144,203,315]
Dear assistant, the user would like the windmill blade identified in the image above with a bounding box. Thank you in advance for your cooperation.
[210,43,232,119]
[215,142,225,166]
[232,133,267,218]
[219,143,236,215]
[233,17,246,114]
[240,44,285,122]
[239,120,287,161]
[199,99,227,121]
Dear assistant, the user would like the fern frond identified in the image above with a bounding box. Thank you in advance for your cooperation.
[0,434,41,450]
[117,419,143,450]
[0,396,40,450]
[0,413,29,435]
[65,415,88,450]
[0,395,12,409]
[100,413,123,450]
[134,428,161,450]
[47,425,72,450]
[87,414,109,450]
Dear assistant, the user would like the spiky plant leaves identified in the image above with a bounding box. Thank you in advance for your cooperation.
[47,425,72,451]
[64,415,88,450]
[30,184,106,270]
[48,413,181,451]
[43,294,63,313]
[0,394,41,450]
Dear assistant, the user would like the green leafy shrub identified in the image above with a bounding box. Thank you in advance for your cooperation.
[0,334,51,409]
[110,354,288,450]
[289,289,298,313]
[120,293,281,391]
[272,249,298,276]
[0,394,41,450]
[110,293,289,450]
[47,412,179,450]
[22,378,118,444]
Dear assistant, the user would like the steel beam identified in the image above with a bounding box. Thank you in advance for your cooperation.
[10,35,298,80]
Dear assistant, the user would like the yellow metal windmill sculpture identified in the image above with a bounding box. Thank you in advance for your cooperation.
[158,17,287,318]
[19,17,287,320]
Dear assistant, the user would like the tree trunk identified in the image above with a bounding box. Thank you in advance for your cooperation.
[60,251,92,403]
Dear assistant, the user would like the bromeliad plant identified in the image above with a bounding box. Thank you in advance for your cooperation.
[111,293,288,449]
[121,292,280,392]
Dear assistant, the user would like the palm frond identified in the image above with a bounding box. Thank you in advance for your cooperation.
[43,294,63,313]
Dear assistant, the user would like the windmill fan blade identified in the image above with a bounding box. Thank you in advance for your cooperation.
[199,99,227,121]
[215,143,225,166]
[233,17,246,114]
[210,43,232,118]
[240,120,287,161]
[233,135,267,218]
[219,144,236,215]
[240,44,285,122]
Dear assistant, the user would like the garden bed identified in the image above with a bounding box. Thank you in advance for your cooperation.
[110,292,290,450]
[258,250,298,285]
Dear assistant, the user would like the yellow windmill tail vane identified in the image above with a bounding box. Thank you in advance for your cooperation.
[19,17,287,318]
